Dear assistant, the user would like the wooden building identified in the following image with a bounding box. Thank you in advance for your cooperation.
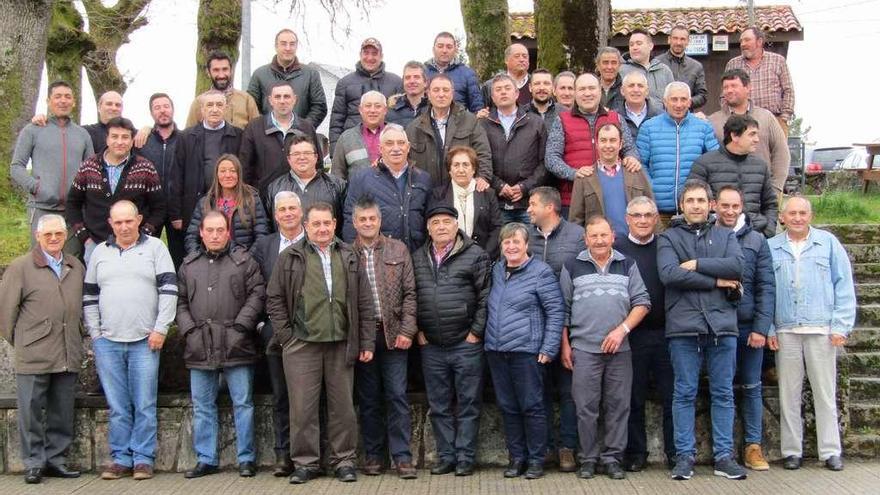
[510,5,804,115]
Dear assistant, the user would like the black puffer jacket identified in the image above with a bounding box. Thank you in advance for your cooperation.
[688,147,778,238]
[329,62,402,154]
[733,217,775,335]
[412,232,491,346]
[184,191,270,254]
[176,246,265,370]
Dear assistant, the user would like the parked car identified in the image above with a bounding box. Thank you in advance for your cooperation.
[839,147,880,170]
[805,146,852,175]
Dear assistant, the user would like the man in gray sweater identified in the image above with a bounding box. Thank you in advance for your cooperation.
[559,215,650,480]
[10,81,94,240]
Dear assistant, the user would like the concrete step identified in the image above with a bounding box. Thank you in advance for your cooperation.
[845,352,880,375]
[845,244,880,264]
[843,432,880,457]
[859,304,880,327]
[854,263,880,283]
[851,377,880,402]
[818,224,880,245]
[847,327,880,351]
[850,401,880,430]
[858,283,880,304]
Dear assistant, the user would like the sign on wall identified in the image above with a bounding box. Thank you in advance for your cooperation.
[686,34,709,55]
[713,35,730,51]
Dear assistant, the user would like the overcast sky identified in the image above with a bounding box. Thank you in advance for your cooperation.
[41,0,880,148]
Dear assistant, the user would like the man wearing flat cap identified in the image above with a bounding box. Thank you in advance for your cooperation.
[412,204,492,476]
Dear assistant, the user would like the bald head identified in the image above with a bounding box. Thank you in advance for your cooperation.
[109,200,139,219]
[574,73,601,113]
[782,196,812,214]
[780,196,812,239]
[504,43,530,77]
[97,91,123,123]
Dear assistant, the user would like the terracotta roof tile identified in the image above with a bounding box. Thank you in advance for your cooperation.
[510,5,802,39]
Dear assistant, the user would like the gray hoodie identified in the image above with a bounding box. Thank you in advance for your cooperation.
[10,117,93,211]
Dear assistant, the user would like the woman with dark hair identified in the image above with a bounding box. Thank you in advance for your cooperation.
[429,145,502,259]
[185,154,269,253]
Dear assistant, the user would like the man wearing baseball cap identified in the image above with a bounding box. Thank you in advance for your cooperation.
[411,204,492,476]
[329,37,403,157]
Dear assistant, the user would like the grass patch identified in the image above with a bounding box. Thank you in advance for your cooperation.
[0,190,29,266]
[810,192,880,224]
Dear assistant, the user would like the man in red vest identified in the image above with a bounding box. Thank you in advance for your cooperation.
[545,73,641,218]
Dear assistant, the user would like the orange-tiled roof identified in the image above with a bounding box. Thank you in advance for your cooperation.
[510,5,802,39]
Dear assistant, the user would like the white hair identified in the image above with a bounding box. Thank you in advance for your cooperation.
[663,81,691,99]
[360,90,387,107]
[622,71,649,86]
[379,123,408,142]
[36,214,67,233]
[274,190,302,209]
[626,196,658,214]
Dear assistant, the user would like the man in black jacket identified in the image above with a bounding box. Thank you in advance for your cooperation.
[481,74,547,225]
[655,25,708,111]
[170,92,242,262]
[688,114,778,238]
[657,180,745,481]
[413,205,491,477]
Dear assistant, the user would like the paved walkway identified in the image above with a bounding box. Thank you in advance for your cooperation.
[2,461,879,495]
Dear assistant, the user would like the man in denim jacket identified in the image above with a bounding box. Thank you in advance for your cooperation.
[767,196,856,472]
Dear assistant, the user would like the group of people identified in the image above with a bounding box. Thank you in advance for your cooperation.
[1,22,854,487]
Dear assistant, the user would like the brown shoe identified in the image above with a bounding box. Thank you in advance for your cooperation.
[744,444,770,471]
[396,461,418,480]
[101,463,132,480]
[133,464,154,480]
[360,458,383,476]
[558,448,577,472]
[544,449,557,467]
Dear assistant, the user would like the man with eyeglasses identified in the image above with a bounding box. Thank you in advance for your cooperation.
[613,196,675,472]
[265,135,346,220]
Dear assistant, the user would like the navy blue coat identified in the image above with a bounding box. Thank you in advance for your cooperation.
[657,218,743,338]
[425,60,485,112]
[342,162,432,252]
[733,218,775,335]
[484,256,564,358]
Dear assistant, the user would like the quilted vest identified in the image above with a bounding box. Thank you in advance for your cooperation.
[558,109,621,206]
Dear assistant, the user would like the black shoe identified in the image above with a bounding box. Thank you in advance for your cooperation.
[504,460,526,478]
[577,461,596,479]
[184,462,219,479]
[455,461,475,476]
[431,460,456,475]
[239,462,256,477]
[605,461,626,480]
[335,465,357,482]
[273,453,293,477]
[825,455,844,471]
[289,467,318,484]
[623,455,646,472]
[524,461,544,480]
[24,468,42,484]
[44,464,81,478]
[782,456,802,470]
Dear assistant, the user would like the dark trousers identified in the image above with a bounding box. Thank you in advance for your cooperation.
[625,329,675,462]
[355,327,412,463]
[166,224,186,271]
[543,359,578,451]
[421,340,483,463]
[16,372,78,469]
[266,353,290,456]
[488,351,547,464]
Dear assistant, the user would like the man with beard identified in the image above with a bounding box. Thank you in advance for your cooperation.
[522,69,560,123]
[424,32,484,112]
[656,25,708,110]
[186,51,260,128]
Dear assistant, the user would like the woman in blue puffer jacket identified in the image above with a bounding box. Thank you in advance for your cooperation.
[484,222,565,480]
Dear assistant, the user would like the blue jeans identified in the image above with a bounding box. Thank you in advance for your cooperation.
[93,337,160,467]
[487,351,547,464]
[500,208,531,225]
[543,360,578,451]
[356,329,412,463]
[668,335,736,461]
[421,340,484,463]
[190,365,255,465]
[736,329,764,445]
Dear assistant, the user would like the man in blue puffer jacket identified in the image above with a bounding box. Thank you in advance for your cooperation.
[485,222,564,479]
[637,82,718,216]
[425,32,485,113]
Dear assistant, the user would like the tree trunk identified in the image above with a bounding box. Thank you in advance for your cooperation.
[562,0,611,74]
[195,0,242,96]
[460,0,510,81]
[46,0,92,123]
[534,0,565,74]
[0,0,54,195]
[80,0,150,98]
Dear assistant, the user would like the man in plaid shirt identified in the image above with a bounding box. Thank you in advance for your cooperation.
[725,27,795,136]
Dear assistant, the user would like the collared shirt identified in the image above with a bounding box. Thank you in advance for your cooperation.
[310,241,334,294]
[270,112,294,135]
[103,154,129,194]
[628,233,655,245]
[291,171,315,191]
[625,102,648,129]
[389,163,409,180]
[42,250,63,278]
[725,51,794,119]
[202,120,226,131]
[782,227,829,335]
[599,161,621,177]
[431,109,449,146]
[360,244,383,321]
[451,180,476,237]
[508,71,529,90]
[498,108,517,139]
[361,123,384,164]
[432,241,455,267]
[278,230,304,253]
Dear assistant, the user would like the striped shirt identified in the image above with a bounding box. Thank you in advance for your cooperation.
[725,51,794,120]
[361,245,383,322]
